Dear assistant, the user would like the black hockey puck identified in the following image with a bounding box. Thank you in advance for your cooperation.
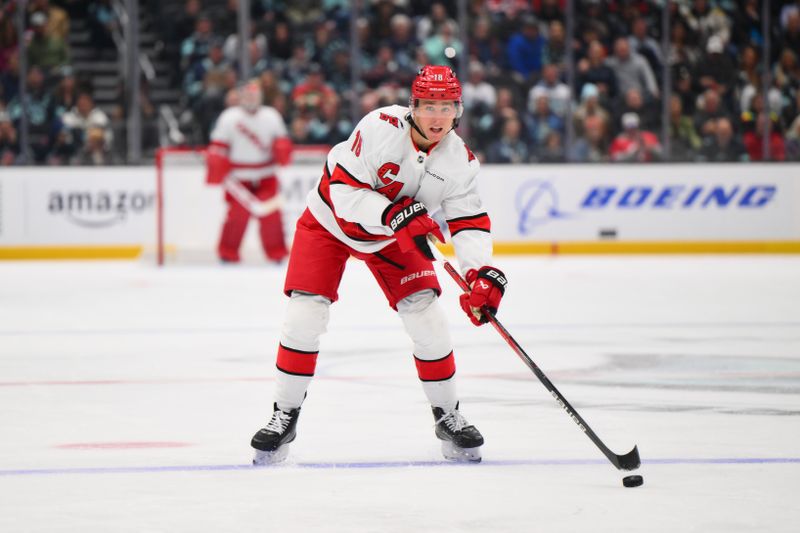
[622,475,644,488]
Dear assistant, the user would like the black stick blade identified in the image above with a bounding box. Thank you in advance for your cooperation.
[615,445,641,471]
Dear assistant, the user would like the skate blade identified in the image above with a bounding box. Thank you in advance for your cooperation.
[441,440,482,463]
[252,444,290,466]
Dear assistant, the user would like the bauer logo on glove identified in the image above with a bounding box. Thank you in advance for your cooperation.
[459,266,507,326]
[382,197,445,260]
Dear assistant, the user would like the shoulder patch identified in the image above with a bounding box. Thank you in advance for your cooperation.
[463,142,476,162]
[379,112,401,129]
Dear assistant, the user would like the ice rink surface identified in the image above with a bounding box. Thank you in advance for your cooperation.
[1,254,799,532]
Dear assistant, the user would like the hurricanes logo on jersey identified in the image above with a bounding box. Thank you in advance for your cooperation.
[376,162,402,201]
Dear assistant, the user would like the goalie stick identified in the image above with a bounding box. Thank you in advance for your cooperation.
[427,236,641,471]
[223,178,283,218]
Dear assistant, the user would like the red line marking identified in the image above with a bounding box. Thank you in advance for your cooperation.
[55,442,192,450]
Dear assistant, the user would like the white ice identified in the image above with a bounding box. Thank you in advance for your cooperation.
[1,255,799,532]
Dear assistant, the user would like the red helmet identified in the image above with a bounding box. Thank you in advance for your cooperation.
[411,65,462,102]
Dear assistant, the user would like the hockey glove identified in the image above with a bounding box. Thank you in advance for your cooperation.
[382,197,445,261]
[459,266,508,326]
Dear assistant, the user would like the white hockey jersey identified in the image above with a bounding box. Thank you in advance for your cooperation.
[307,104,493,274]
[210,105,288,181]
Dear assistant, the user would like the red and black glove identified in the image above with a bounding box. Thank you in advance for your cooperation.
[459,266,508,326]
[382,197,445,260]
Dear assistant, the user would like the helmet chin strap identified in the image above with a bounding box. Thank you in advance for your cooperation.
[405,111,429,140]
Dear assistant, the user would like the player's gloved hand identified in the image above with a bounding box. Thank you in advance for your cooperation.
[459,266,508,326]
[382,197,445,260]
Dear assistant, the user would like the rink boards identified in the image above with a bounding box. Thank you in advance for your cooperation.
[0,163,798,259]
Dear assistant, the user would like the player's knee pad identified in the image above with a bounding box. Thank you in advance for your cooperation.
[397,289,452,359]
[281,291,331,352]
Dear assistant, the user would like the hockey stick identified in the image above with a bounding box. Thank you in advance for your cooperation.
[223,178,283,218]
[427,237,641,471]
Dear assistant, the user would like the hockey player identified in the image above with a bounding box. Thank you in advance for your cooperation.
[251,66,507,464]
[206,80,292,263]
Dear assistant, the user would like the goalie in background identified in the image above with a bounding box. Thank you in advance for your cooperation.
[206,80,293,263]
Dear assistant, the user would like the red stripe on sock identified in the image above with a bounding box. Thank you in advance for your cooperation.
[414,352,455,382]
[276,344,318,376]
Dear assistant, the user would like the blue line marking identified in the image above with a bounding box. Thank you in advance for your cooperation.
[1,458,798,477]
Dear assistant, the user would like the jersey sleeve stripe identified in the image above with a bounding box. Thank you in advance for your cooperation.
[446,213,491,237]
[316,165,391,243]
[414,352,456,382]
[329,163,371,190]
[209,140,229,149]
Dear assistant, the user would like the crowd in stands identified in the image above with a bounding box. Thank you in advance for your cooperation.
[1,0,800,165]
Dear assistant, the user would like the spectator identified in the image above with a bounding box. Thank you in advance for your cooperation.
[605,37,659,102]
[568,114,608,163]
[536,131,565,163]
[71,126,113,165]
[695,35,737,105]
[577,40,617,105]
[416,2,453,42]
[673,65,697,116]
[422,20,462,68]
[307,93,350,145]
[572,83,610,139]
[87,0,119,54]
[267,21,294,63]
[699,117,747,162]
[773,49,800,97]
[184,39,231,104]
[628,17,663,82]
[779,8,800,55]
[668,95,702,161]
[694,89,731,139]
[463,61,497,114]
[486,116,530,163]
[742,112,785,161]
[61,91,112,156]
[506,14,545,83]
[785,112,800,161]
[527,63,570,118]
[291,64,336,118]
[0,110,20,165]
[679,0,731,49]
[613,87,658,135]
[26,11,69,73]
[0,7,18,73]
[6,66,58,163]
[214,0,241,38]
[28,0,69,40]
[468,16,505,72]
[609,112,662,162]
[543,20,566,67]
[667,20,701,75]
[524,94,564,149]
[180,13,217,72]
[51,66,81,117]
[535,0,564,25]
[387,14,418,72]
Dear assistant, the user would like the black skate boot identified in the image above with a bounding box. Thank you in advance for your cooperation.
[432,404,484,462]
[251,403,301,465]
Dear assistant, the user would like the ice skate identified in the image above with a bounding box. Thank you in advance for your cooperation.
[251,403,301,465]
[432,404,484,463]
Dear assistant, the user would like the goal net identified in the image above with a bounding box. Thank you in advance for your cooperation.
[149,146,328,265]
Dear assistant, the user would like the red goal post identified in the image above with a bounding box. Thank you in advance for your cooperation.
[153,145,329,265]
